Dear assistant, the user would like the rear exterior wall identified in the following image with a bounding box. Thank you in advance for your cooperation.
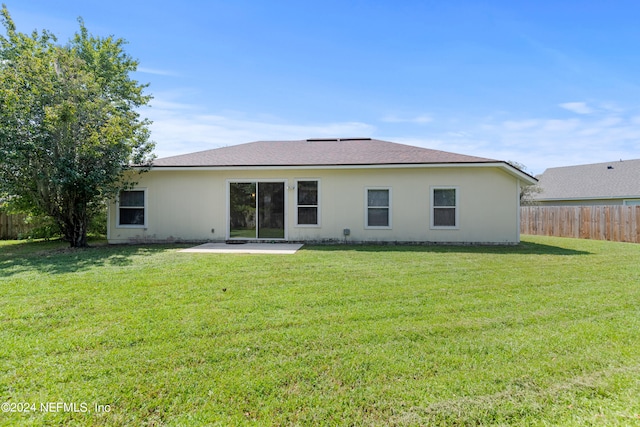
[107,166,522,244]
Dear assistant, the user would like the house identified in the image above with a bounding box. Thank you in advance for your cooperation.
[532,159,640,206]
[106,138,537,244]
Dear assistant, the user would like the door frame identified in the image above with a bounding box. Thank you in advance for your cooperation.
[226,179,288,240]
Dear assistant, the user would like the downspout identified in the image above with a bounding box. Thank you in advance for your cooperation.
[516,179,522,243]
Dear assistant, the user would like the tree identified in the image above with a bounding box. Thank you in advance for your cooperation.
[507,161,541,205]
[0,5,155,247]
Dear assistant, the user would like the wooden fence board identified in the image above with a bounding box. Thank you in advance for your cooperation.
[521,205,640,243]
[0,212,29,240]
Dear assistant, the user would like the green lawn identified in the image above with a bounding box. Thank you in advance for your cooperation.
[1,236,639,426]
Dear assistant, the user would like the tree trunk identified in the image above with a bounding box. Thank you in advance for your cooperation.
[60,209,89,248]
[68,223,88,247]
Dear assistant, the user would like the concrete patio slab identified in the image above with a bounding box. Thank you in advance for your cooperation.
[178,242,304,254]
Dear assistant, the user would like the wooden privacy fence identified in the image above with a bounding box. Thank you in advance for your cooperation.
[0,211,29,240]
[521,205,640,243]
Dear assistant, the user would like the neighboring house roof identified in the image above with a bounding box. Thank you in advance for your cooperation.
[534,158,640,201]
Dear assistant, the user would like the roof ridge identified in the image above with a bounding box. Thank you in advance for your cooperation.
[546,158,640,170]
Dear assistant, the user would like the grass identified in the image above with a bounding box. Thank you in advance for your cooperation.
[1,236,639,426]
[229,227,285,239]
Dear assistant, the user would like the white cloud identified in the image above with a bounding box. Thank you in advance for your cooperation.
[381,114,433,124]
[502,120,540,131]
[543,118,581,132]
[137,67,178,77]
[385,105,640,175]
[598,102,624,113]
[596,117,623,127]
[559,102,593,115]
[149,98,196,111]
[144,93,640,176]
[483,112,639,173]
[146,96,376,158]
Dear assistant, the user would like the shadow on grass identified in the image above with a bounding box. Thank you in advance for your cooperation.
[1,238,591,277]
[302,241,591,256]
[0,239,187,276]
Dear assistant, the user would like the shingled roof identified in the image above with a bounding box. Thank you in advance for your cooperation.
[534,159,640,201]
[152,138,497,167]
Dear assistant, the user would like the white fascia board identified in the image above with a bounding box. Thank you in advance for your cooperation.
[483,162,538,184]
[146,162,538,184]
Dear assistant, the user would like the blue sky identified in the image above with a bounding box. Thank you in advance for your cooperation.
[5,1,640,174]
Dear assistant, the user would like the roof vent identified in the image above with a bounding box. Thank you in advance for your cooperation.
[305,138,372,142]
[607,165,614,170]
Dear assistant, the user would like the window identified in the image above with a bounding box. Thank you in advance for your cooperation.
[366,188,391,228]
[431,187,458,228]
[296,180,320,226]
[118,189,146,227]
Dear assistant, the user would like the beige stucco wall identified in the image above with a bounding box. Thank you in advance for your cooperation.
[107,166,523,244]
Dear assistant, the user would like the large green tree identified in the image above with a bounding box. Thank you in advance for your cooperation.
[0,5,154,247]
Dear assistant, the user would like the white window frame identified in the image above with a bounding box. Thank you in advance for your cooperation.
[295,179,321,227]
[116,188,147,229]
[365,187,392,229]
[430,186,459,229]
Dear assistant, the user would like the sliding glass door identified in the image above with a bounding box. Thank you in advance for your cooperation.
[229,181,285,239]
[229,182,257,238]
[256,182,285,238]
